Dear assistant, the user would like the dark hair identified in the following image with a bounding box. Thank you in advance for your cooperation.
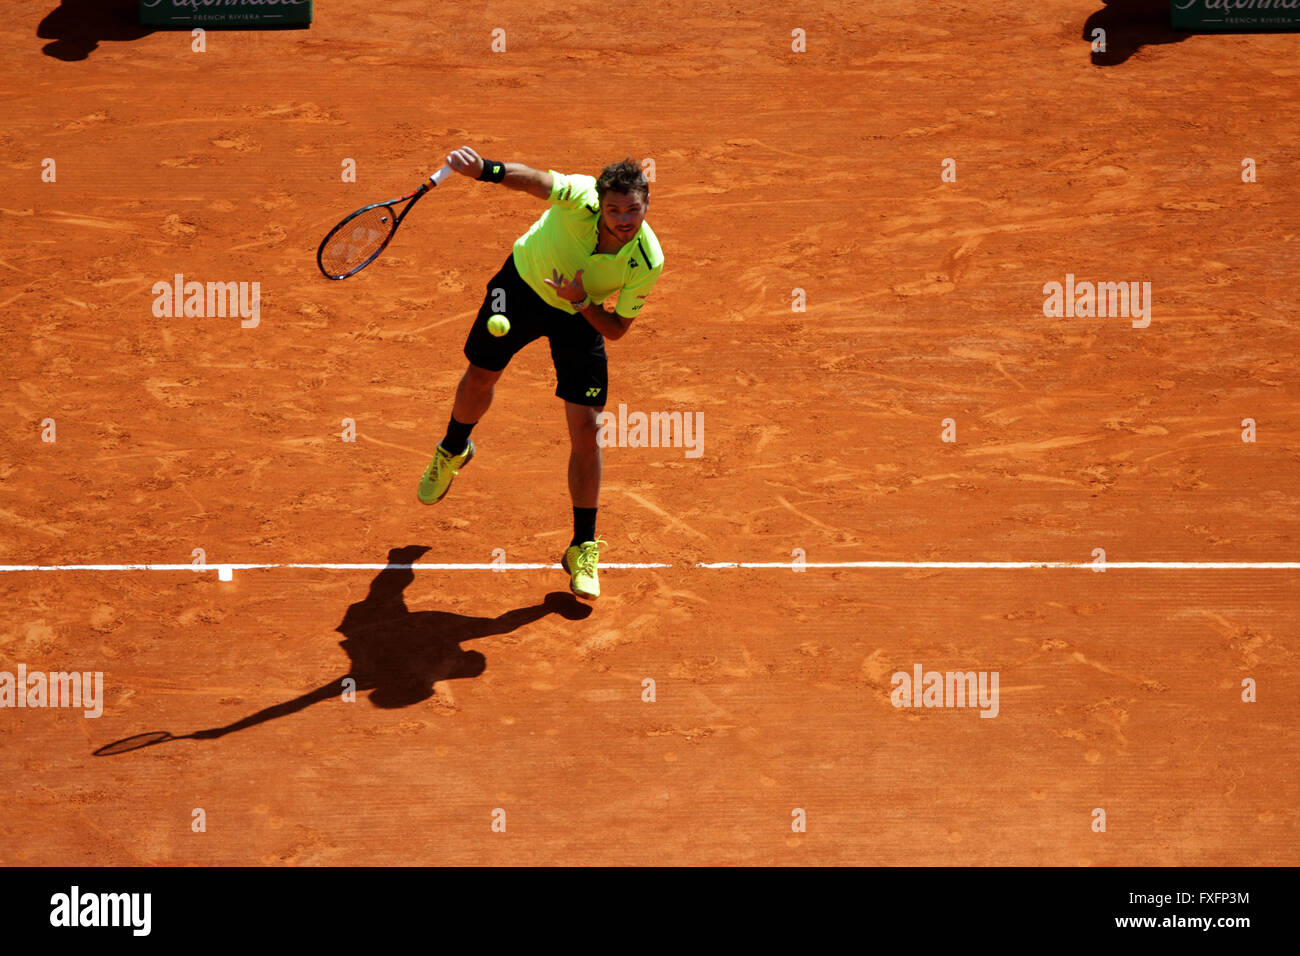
[596,157,649,204]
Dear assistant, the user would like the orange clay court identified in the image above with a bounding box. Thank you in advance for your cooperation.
[1,0,1297,866]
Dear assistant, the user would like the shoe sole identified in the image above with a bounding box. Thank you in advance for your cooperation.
[417,444,474,505]
[561,551,599,600]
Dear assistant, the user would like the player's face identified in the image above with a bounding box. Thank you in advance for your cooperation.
[600,191,648,244]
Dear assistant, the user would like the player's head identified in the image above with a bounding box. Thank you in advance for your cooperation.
[596,157,649,242]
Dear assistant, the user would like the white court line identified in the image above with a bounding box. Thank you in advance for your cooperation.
[0,562,1296,572]
[0,563,670,572]
[698,561,1300,570]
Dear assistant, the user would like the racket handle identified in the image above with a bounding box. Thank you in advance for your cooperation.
[429,164,453,187]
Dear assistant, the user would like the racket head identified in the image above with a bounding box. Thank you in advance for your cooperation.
[317,199,405,280]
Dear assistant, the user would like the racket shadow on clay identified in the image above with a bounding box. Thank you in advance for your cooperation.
[95,545,592,756]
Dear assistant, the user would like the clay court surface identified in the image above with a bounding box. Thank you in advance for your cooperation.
[2,0,1297,865]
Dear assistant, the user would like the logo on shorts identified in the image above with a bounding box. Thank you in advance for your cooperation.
[586,387,602,398]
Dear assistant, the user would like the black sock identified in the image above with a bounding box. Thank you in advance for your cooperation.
[440,415,475,456]
[571,507,597,548]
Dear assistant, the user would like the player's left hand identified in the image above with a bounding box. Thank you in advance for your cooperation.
[544,268,586,302]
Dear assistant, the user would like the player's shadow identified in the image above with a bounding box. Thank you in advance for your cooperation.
[95,545,591,754]
[1085,0,1187,66]
[38,0,152,61]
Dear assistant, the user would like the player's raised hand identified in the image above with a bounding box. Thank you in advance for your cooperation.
[446,146,485,179]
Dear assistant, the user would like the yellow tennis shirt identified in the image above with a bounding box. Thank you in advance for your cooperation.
[512,172,664,318]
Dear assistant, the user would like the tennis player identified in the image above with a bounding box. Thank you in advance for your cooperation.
[418,146,664,600]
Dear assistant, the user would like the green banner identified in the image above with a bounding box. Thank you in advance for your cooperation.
[1172,0,1300,30]
[139,0,314,28]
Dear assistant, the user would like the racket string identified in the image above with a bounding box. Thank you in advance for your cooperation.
[319,205,396,277]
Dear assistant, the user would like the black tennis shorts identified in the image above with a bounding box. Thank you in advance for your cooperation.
[463,252,608,408]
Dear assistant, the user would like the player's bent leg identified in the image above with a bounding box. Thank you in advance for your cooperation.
[452,363,502,426]
[417,363,501,506]
[561,401,606,599]
[424,249,544,508]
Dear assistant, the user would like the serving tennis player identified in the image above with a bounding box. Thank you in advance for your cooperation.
[418,146,664,600]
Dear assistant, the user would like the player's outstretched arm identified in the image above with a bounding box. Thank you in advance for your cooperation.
[446,146,553,200]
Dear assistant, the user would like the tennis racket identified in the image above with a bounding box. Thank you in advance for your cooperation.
[317,164,454,279]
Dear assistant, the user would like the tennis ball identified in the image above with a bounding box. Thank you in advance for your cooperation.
[487,314,510,337]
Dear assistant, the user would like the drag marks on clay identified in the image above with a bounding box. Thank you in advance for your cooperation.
[618,490,707,540]
[890,273,955,297]
[355,431,428,459]
[575,623,643,659]
[947,345,1028,391]
[44,212,131,230]
[0,507,70,539]
[773,495,851,537]
[963,433,1106,458]
[853,367,1037,397]
[1193,611,1276,670]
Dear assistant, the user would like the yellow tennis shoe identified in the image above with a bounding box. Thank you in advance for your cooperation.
[417,440,474,504]
[561,538,606,600]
